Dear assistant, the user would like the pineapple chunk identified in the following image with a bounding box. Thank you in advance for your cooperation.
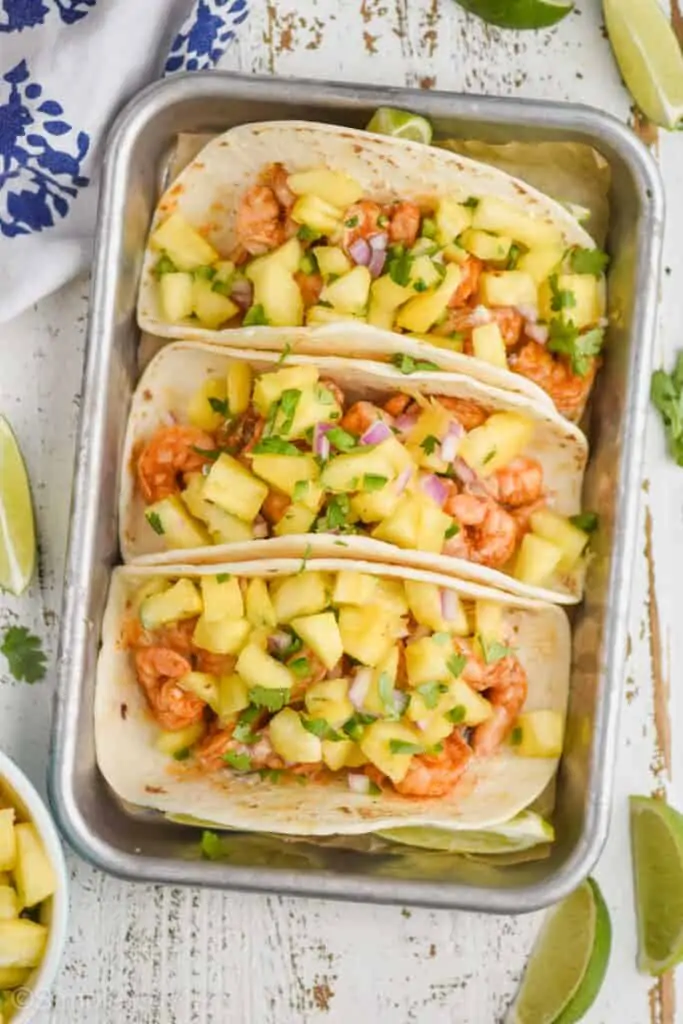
[151,213,219,270]
[404,580,469,635]
[475,600,504,643]
[460,229,512,262]
[512,710,564,757]
[369,274,413,312]
[351,483,402,523]
[251,237,304,275]
[274,503,316,537]
[539,273,599,329]
[414,713,456,747]
[200,576,243,622]
[252,366,319,412]
[159,272,194,322]
[291,194,343,235]
[277,386,341,440]
[472,197,562,249]
[287,479,324,513]
[192,615,250,656]
[0,966,30,989]
[472,322,507,369]
[407,401,453,450]
[13,824,56,910]
[269,709,322,763]
[227,360,252,416]
[0,811,16,873]
[290,612,343,670]
[320,266,372,315]
[203,454,268,521]
[321,446,396,493]
[405,635,453,686]
[272,573,329,621]
[304,678,354,727]
[338,606,397,666]
[188,378,228,432]
[416,497,453,554]
[287,168,363,207]
[360,721,422,784]
[457,412,534,477]
[177,671,221,712]
[192,277,239,329]
[315,245,352,278]
[249,261,303,327]
[529,508,589,572]
[0,919,48,968]
[332,570,378,606]
[374,579,410,617]
[435,198,472,246]
[479,271,537,308]
[517,245,564,284]
[447,679,492,726]
[0,887,17,921]
[372,494,421,551]
[409,255,442,291]
[245,578,277,630]
[237,643,294,691]
[395,264,462,333]
[145,496,211,550]
[180,475,254,545]
[139,579,203,630]
[218,674,250,722]
[363,647,400,716]
[513,533,563,587]
[321,738,357,771]
[250,453,319,498]
[156,721,205,757]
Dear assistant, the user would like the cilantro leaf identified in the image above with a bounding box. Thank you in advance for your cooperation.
[388,739,425,755]
[415,680,448,710]
[276,341,293,366]
[444,521,460,540]
[302,717,344,741]
[191,445,220,460]
[362,474,388,492]
[569,247,609,277]
[173,747,191,761]
[378,671,399,719]
[208,396,228,416]
[276,389,301,436]
[506,244,522,270]
[548,273,577,313]
[233,705,261,744]
[194,265,216,281]
[547,320,603,377]
[1,627,47,683]
[420,435,440,456]
[298,543,312,574]
[146,511,165,535]
[326,427,357,452]
[154,254,177,277]
[462,197,479,209]
[252,437,300,456]
[570,512,599,534]
[482,448,497,466]
[292,480,309,503]
[288,656,311,679]
[200,830,223,860]
[249,686,290,712]
[391,353,439,375]
[298,225,323,242]
[216,572,231,583]
[316,495,353,533]
[243,303,269,326]
[387,246,413,287]
[342,712,376,742]
[478,636,513,664]
[651,354,683,466]
[224,751,252,772]
[510,725,523,746]
[446,704,466,724]
[447,653,467,678]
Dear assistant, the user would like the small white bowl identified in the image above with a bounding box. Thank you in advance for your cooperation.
[0,751,68,1023]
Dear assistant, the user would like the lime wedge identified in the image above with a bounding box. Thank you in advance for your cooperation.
[365,108,433,145]
[603,0,683,130]
[507,878,611,1024]
[452,0,573,31]
[379,811,554,854]
[630,795,683,974]
[0,417,36,596]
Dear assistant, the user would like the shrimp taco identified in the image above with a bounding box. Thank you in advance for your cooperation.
[120,342,591,605]
[138,120,608,421]
[95,559,570,836]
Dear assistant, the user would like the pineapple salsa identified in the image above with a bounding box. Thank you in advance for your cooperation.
[149,163,608,419]
[136,360,592,591]
[125,568,563,797]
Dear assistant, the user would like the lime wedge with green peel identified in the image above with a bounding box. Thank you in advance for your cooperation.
[507,878,611,1024]
[630,796,683,974]
[0,417,36,596]
[365,109,433,146]
[452,0,573,31]
[379,811,554,854]
[603,0,683,130]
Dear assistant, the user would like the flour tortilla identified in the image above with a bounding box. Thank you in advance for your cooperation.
[137,120,599,413]
[95,559,571,836]
[120,341,588,604]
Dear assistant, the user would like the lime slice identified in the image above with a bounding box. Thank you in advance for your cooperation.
[452,0,573,31]
[630,796,683,974]
[379,811,554,854]
[0,417,36,596]
[603,0,683,130]
[365,108,433,145]
[507,878,611,1024]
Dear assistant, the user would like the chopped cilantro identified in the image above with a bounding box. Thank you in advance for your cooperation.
[569,247,609,277]
[211,278,233,297]
[200,830,222,860]
[208,396,229,416]
[243,303,269,326]
[259,768,284,783]
[233,705,261,744]
[368,780,382,795]
[194,265,216,281]
[506,244,522,270]
[298,542,313,574]
[388,739,424,755]
[288,656,311,679]
[362,474,388,492]
[378,671,399,719]
[302,717,344,741]
[276,341,293,366]
[420,435,440,456]
[569,512,599,534]
[146,511,165,535]
[316,494,352,533]
[173,747,191,761]
[343,711,375,742]
[421,217,437,240]
[387,246,413,287]
[277,388,301,435]
[446,705,466,724]
[327,426,357,452]
[549,273,577,313]
[415,680,448,710]
[299,252,318,276]
[547,320,604,377]
[391,353,440,375]
[344,215,359,228]
[447,653,467,678]
[462,197,479,209]
[252,437,300,456]
[478,636,513,664]
[216,572,231,583]
[293,480,309,503]
[510,725,523,746]
[298,225,323,242]
[651,353,683,466]
[154,254,177,277]
[413,279,428,293]
[377,214,389,228]
[191,445,220,460]
[224,751,252,772]
[249,686,290,712]
[482,448,497,466]
[444,521,460,540]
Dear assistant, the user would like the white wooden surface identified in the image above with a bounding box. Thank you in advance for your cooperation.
[0,2,681,1021]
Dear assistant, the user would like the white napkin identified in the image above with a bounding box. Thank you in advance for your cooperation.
[0,0,251,323]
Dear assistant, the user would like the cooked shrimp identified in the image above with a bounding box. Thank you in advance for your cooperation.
[137,426,216,504]
[488,457,544,508]
[194,650,237,676]
[383,393,412,417]
[436,395,488,431]
[343,200,383,247]
[444,493,518,569]
[261,489,290,525]
[260,163,294,210]
[287,647,327,699]
[294,270,323,308]
[442,306,523,348]
[472,657,528,756]
[388,201,421,246]
[134,647,205,731]
[448,257,483,308]
[512,341,596,420]
[393,731,472,797]
[339,400,385,434]
[236,184,285,256]
[153,618,197,657]
[220,408,264,456]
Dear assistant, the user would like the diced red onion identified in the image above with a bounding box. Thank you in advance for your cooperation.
[360,419,392,446]
[349,668,372,709]
[515,304,538,323]
[230,279,254,310]
[525,323,549,345]
[252,518,269,539]
[598,317,609,328]
[313,422,332,460]
[349,238,371,266]
[440,423,463,463]
[471,305,492,326]
[451,457,477,487]
[393,691,409,715]
[394,412,418,434]
[268,631,292,655]
[395,467,413,495]
[415,719,429,732]
[419,473,448,507]
[160,411,176,426]
[368,234,388,278]
[348,774,371,795]
[369,232,388,252]
[440,588,458,622]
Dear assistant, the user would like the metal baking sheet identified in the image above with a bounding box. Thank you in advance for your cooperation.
[49,71,664,913]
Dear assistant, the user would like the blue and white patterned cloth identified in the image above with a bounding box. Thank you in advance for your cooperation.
[0,0,250,323]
